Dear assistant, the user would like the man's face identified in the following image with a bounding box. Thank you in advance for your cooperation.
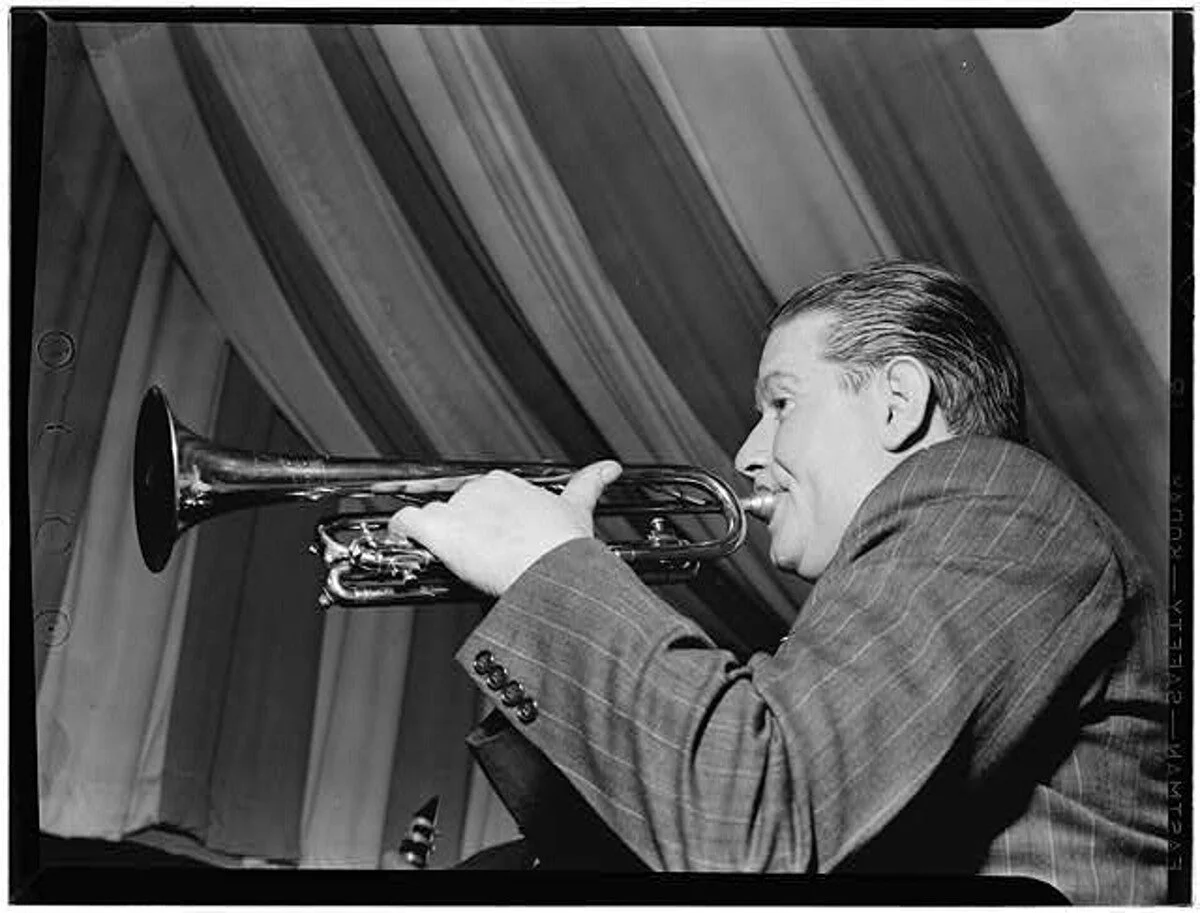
[735,313,890,581]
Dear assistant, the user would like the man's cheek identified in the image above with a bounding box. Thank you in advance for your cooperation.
[770,455,800,489]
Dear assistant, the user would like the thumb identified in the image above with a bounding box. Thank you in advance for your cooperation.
[561,460,623,514]
[388,503,441,547]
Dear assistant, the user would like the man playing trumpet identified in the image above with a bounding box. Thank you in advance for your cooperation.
[391,261,1167,901]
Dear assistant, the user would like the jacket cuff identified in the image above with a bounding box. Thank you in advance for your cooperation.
[454,536,646,729]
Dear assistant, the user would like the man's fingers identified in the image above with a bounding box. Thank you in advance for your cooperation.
[384,465,612,596]
[389,503,444,545]
[561,460,623,513]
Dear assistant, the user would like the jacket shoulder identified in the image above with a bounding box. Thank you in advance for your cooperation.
[837,436,1110,567]
[890,436,1062,502]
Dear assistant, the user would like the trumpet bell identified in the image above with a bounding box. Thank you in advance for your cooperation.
[133,386,182,573]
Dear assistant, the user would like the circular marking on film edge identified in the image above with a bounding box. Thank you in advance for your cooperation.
[36,422,74,450]
[35,515,74,554]
[36,331,76,369]
[34,608,71,647]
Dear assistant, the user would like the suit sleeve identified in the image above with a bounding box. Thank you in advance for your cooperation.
[456,483,1125,872]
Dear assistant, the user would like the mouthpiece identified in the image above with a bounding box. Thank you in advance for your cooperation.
[739,492,777,521]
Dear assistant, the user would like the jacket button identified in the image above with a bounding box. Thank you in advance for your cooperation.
[473,650,495,675]
[500,681,525,707]
[516,698,538,724]
[485,667,509,690]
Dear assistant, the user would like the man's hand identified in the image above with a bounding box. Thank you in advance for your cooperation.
[388,460,623,597]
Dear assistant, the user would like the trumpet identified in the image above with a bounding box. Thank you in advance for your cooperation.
[133,387,774,608]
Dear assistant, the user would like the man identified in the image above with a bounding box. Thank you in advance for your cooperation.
[392,261,1167,901]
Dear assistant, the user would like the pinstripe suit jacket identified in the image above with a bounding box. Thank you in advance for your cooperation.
[457,436,1168,901]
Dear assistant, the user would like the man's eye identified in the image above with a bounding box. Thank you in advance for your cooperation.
[770,397,792,413]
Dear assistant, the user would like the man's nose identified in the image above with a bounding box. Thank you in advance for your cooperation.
[735,416,771,480]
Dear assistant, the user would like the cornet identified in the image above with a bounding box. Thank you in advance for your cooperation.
[133,387,774,608]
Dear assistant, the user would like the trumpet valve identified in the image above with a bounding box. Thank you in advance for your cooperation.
[646,516,684,548]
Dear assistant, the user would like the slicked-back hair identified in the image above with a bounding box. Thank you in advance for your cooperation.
[769,261,1028,442]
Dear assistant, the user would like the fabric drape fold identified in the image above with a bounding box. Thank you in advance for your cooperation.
[314,24,613,462]
[170,25,438,460]
[377,604,485,868]
[298,611,414,867]
[483,25,773,457]
[196,369,330,860]
[178,24,566,461]
[978,15,1171,381]
[157,355,325,861]
[620,26,897,297]
[79,24,376,456]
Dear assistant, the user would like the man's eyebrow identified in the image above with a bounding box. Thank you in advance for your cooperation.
[753,370,799,404]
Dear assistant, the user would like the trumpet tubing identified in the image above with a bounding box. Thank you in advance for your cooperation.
[133,387,773,607]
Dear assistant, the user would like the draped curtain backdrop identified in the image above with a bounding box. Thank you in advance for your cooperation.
[28,15,1171,868]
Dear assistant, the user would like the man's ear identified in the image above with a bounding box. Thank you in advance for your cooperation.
[876,357,935,452]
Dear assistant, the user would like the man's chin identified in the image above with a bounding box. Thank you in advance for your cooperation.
[769,548,800,574]
[770,548,823,583]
